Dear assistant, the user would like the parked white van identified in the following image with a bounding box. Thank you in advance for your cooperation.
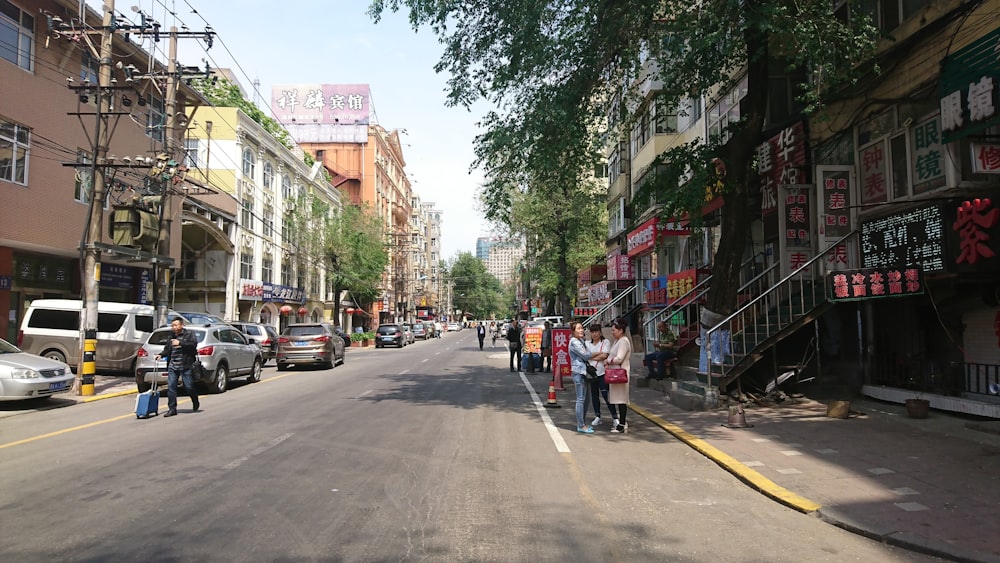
[18,299,166,374]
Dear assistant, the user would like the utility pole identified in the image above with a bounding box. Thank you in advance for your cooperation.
[154,27,180,328]
[76,0,116,396]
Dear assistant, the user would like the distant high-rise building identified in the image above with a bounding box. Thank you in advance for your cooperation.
[476,237,493,261]
[483,238,524,285]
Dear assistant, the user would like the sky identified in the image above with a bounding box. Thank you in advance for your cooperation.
[97,0,492,260]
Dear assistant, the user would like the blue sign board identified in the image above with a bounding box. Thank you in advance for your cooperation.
[263,283,305,304]
[0,275,10,290]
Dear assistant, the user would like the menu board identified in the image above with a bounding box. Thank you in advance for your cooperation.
[860,205,946,272]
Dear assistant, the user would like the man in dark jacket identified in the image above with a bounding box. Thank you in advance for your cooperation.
[159,317,200,417]
[507,321,522,372]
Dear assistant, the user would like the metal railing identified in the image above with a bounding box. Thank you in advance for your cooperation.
[705,231,858,385]
[581,282,642,327]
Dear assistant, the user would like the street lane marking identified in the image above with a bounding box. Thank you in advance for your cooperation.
[399,369,409,375]
[0,370,309,450]
[359,389,372,397]
[422,358,428,362]
[519,371,569,453]
[222,433,294,470]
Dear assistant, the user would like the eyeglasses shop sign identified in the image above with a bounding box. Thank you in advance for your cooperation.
[861,205,946,272]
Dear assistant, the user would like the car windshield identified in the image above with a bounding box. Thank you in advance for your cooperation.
[148,329,206,345]
[0,339,21,354]
[285,326,324,336]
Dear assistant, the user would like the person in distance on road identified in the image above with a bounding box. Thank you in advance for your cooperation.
[159,317,200,417]
[507,319,522,372]
[477,322,486,350]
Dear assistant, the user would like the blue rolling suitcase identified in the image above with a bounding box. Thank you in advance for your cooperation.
[135,359,161,419]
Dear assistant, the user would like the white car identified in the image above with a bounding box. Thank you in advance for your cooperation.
[446,322,461,332]
[0,337,75,401]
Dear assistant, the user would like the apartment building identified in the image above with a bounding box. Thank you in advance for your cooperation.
[0,0,202,341]
[182,105,342,331]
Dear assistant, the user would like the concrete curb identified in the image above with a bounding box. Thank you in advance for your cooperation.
[631,402,993,563]
[629,404,821,514]
[80,388,138,403]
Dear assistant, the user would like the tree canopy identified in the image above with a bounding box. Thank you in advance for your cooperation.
[447,252,505,319]
[370,0,877,317]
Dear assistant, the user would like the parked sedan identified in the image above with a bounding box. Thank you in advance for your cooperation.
[229,321,278,365]
[276,323,345,370]
[411,323,427,340]
[0,337,75,401]
[135,324,263,394]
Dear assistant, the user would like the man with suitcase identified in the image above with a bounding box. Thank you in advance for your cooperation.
[159,317,200,417]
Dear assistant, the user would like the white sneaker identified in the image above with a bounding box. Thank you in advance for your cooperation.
[591,417,602,426]
[612,419,620,428]
[610,426,620,433]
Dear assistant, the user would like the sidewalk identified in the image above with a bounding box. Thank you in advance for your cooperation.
[625,378,1000,562]
[527,358,1000,563]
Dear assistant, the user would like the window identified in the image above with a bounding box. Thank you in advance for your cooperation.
[146,95,164,142]
[96,313,127,333]
[281,260,292,287]
[263,161,274,190]
[27,308,78,329]
[0,116,29,184]
[240,250,254,279]
[73,150,92,202]
[878,0,933,32]
[241,194,254,230]
[80,50,97,84]
[0,0,33,71]
[135,315,154,333]
[261,254,273,284]
[183,138,199,169]
[263,202,274,237]
[707,77,748,143]
[242,147,256,177]
[653,98,677,135]
[281,174,292,199]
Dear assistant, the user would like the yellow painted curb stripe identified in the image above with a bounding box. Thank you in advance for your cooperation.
[81,388,138,402]
[630,404,822,514]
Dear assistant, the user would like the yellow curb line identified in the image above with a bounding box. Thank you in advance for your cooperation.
[81,388,138,402]
[630,403,822,514]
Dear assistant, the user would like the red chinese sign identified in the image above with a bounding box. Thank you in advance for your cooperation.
[588,280,612,305]
[758,121,808,218]
[972,143,1000,174]
[667,269,698,305]
[784,187,811,248]
[860,143,888,204]
[827,267,924,302]
[606,249,633,281]
[551,328,572,382]
[954,198,1000,265]
[627,217,659,257]
[822,175,852,238]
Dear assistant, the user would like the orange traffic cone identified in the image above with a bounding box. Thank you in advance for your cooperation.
[544,378,561,408]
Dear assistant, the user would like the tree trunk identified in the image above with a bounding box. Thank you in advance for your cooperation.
[704,12,769,322]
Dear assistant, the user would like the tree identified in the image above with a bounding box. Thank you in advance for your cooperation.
[370,0,876,321]
[448,252,504,319]
[190,77,294,150]
[325,204,390,318]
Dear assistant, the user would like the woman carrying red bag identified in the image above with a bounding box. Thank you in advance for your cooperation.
[605,319,632,433]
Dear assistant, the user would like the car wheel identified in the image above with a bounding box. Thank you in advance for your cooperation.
[43,349,68,364]
[277,362,288,371]
[135,373,151,393]
[247,359,262,383]
[212,364,229,394]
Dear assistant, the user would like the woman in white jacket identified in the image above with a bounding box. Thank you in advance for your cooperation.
[606,318,632,433]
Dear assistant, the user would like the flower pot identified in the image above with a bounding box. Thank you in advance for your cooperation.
[350,340,361,348]
[905,398,930,419]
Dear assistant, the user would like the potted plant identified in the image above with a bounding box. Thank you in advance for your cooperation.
[905,394,930,419]
[350,332,365,348]
[362,331,376,346]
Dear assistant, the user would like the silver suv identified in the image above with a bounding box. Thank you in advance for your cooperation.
[134,324,263,394]
[229,322,278,365]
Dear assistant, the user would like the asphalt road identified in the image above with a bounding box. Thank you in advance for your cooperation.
[0,331,936,562]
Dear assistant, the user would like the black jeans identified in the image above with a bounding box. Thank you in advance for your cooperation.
[509,346,521,371]
[166,365,198,412]
[589,376,617,419]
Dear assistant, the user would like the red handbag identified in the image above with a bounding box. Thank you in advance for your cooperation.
[605,366,628,384]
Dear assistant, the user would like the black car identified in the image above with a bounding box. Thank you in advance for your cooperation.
[333,327,352,347]
[375,324,405,348]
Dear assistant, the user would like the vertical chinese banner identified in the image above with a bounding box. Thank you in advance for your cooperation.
[551,328,571,390]
[817,166,856,273]
[778,184,814,277]
[758,121,808,239]
[859,141,888,205]
[912,117,947,193]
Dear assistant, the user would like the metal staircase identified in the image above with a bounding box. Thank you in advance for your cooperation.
[581,282,642,327]
[704,231,857,387]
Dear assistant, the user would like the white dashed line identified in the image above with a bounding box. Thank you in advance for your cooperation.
[518,371,570,453]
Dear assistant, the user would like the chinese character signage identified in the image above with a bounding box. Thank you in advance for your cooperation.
[861,204,946,272]
[912,117,946,193]
[645,276,669,308]
[271,84,371,126]
[552,328,572,381]
[606,249,633,281]
[588,281,612,305]
[99,264,134,290]
[667,269,697,305]
[827,267,924,302]
[758,121,808,220]
[859,142,888,204]
[239,278,264,301]
[524,326,543,354]
[952,198,999,269]
[627,217,659,257]
[262,283,305,303]
[971,143,1000,174]
[821,171,852,238]
[660,218,691,236]
[940,26,1000,143]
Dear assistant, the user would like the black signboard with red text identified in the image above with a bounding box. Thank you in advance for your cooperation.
[827,267,924,302]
